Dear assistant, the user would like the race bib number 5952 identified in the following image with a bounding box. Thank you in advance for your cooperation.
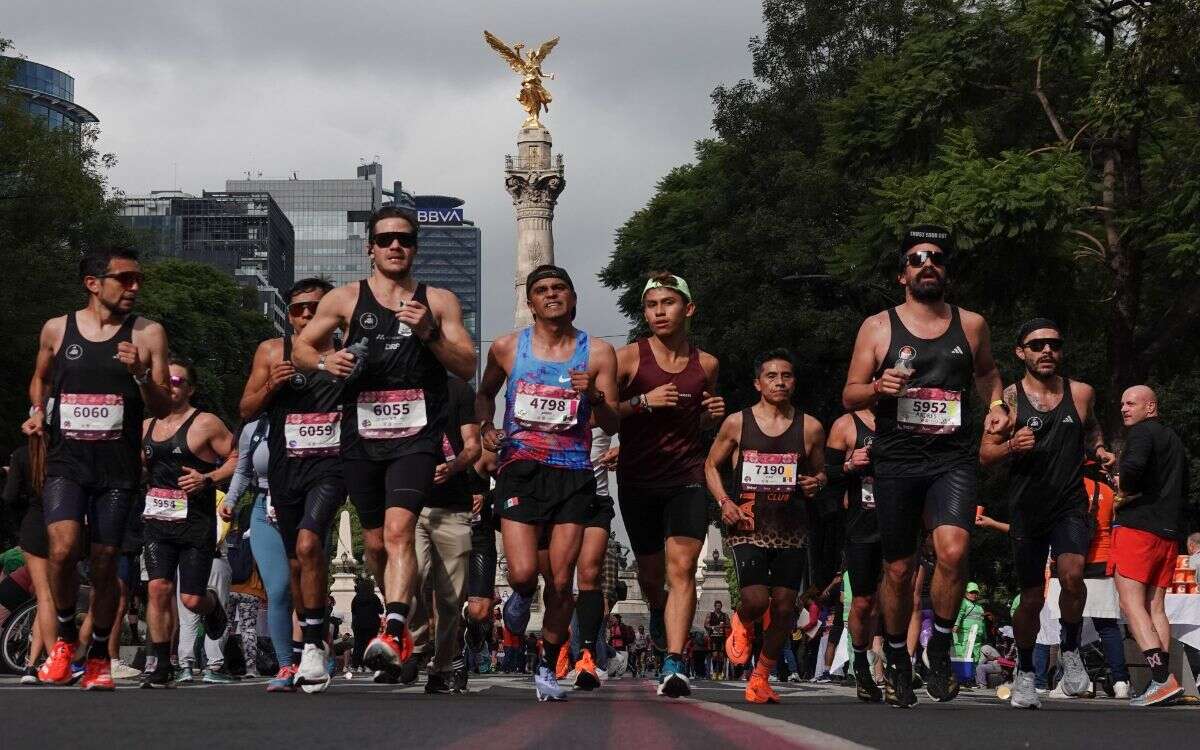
[897,387,961,435]
[357,389,427,440]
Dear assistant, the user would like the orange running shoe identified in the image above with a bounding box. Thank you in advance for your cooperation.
[745,672,781,704]
[364,628,413,672]
[81,657,114,691]
[574,648,600,691]
[38,638,77,685]
[725,612,752,665]
[556,640,571,680]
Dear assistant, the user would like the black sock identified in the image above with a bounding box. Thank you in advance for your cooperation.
[302,608,325,646]
[1144,648,1170,683]
[292,640,303,661]
[1018,646,1035,673]
[576,590,603,653]
[152,641,171,669]
[852,645,870,674]
[57,607,78,642]
[385,602,409,638]
[88,630,110,660]
[542,639,562,670]
[929,615,954,655]
[884,633,909,669]
[1060,619,1082,652]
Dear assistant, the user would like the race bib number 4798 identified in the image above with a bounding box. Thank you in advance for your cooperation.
[513,381,579,432]
[59,393,124,441]
[357,389,427,440]
[897,387,961,435]
[741,450,798,493]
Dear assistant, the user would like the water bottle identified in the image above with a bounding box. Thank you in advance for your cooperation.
[343,337,369,383]
[894,346,915,376]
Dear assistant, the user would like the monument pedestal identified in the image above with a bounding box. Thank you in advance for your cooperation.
[329,510,358,614]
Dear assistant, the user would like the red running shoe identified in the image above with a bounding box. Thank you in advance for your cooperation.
[38,639,77,685]
[81,658,114,691]
[364,629,413,672]
[725,612,752,666]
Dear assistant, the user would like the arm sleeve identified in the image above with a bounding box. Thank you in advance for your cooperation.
[224,421,259,508]
[1118,423,1151,494]
[823,446,847,486]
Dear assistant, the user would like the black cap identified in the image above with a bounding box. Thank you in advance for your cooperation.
[1016,317,1061,346]
[899,224,954,255]
[525,264,575,298]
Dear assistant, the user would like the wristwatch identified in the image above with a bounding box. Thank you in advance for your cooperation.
[132,371,149,386]
[317,354,327,371]
[628,394,650,414]
[29,404,43,418]
[587,390,605,406]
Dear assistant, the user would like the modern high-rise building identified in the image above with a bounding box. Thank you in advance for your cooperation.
[226,162,383,287]
[118,191,294,332]
[1,56,98,131]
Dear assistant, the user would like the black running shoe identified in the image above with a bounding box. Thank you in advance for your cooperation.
[884,663,918,708]
[924,647,959,702]
[451,664,469,694]
[399,655,422,685]
[424,672,451,694]
[140,665,174,689]
[203,589,228,639]
[856,668,883,703]
[372,664,400,684]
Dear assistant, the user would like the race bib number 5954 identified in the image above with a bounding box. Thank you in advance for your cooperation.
[897,387,961,435]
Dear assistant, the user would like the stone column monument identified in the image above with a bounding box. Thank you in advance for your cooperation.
[505,133,565,326]
[329,509,358,614]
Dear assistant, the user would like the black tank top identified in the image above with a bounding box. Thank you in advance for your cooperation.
[727,407,808,549]
[845,413,879,543]
[341,280,449,461]
[267,335,344,493]
[871,306,975,476]
[46,312,144,489]
[142,410,219,544]
[1006,378,1087,535]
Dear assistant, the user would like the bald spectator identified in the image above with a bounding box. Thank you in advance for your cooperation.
[1111,385,1190,707]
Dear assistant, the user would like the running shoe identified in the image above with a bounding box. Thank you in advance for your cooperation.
[141,664,174,689]
[1130,674,1184,707]
[555,642,571,680]
[1010,670,1040,709]
[267,665,298,692]
[725,611,751,666]
[745,672,780,704]
[20,665,39,685]
[202,668,235,684]
[1057,650,1092,697]
[923,647,959,702]
[503,590,532,636]
[534,665,567,702]
[175,666,195,684]
[648,608,667,652]
[573,648,600,691]
[657,655,691,698]
[372,665,401,684]
[364,629,414,673]
[81,658,115,691]
[883,662,918,708]
[451,664,469,694]
[202,591,228,639]
[37,639,76,685]
[110,659,142,680]
[855,666,883,703]
[296,643,331,692]
[1113,681,1130,700]
[424,672,451,694]
[68,661,86,685]
[399,652,422,685]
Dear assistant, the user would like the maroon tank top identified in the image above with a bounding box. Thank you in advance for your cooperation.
[616,339,709,488]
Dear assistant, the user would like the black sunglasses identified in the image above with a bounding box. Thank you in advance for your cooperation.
[288,301,320,316]
[1022,338,1064,352]
[904,250,946,268]
[373,231,417,249]
[99,271,144,286]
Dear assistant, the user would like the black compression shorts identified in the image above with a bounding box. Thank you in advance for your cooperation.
[144,538,214,596]
[41,476,134,547]
[731,544,807,590]
[344,453,438,529]
[874,464,976,562]
[617,483,709,557]
[1012,513,1092,590]
[273,479,346,558]
[19,502,49,559]
[468,520,498,600]
[493,460,595,526]
[584,493,615,530]
[845,538,883,597]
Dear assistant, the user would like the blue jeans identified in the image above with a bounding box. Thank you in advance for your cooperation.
[250,493,293,669]
[1092,617,1130,683]
[777,644,799,679]
[1033,643,1052,689]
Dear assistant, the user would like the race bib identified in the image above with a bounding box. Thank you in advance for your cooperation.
[861,477,876,509]
[741,450,798,494]
[285,412,341,457]
[513,381,579,432]
[897,387,962,435]
[59,393,124,441]
[356,389,427,439]
[143,487,187,522]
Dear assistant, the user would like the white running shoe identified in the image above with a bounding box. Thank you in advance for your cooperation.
[1010,670,1041,709]
[109,659,143,680]
[1057,650,1092,697]
[296,644,331,693]
[1113,681,1130,700]
[534,665,567,702]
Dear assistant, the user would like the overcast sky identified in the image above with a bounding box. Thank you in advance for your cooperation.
[6,0,764,345]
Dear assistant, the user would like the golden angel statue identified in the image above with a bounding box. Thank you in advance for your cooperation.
[483,31,560,129]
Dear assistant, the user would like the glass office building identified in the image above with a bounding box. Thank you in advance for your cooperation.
[226,162,383,287]
[1,56,98,131]
[119,192,294,332]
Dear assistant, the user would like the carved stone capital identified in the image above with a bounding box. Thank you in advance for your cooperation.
[504,173,567,209]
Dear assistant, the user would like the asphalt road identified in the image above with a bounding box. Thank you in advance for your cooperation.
[1,673,1196,749]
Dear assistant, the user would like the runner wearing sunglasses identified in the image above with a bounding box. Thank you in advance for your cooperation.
[980,318,1114,708]
[842,224,1009,707]
[292,205,477,681]
[21,246,172,690]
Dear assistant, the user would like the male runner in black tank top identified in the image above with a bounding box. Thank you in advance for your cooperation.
[21,246,172,690]
[237,276,346,691]
[980,318,1114,708]
[827,409,883,702]
[843,225,1009,707]
[614,272,724,697]
[140,358,237,687]
[705,349,825,705]
[293,206,476,677]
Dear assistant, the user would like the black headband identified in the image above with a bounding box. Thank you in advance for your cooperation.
[1016,317,1061,346]
[899,224,954,255]
[525,265,575,298]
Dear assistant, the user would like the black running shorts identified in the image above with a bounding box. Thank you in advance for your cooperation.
[731,544,806,590]
[616,483,709,557]
[584,493,615,530]
[493,460,595,525]
[874,464,977,562]
[272,478,346,558]
[19,501,49,559]
[1012,513,1092,590]
[41,476,133,547]
[144,538,214,596]
[344,453,438,529]
[845,538,884,597]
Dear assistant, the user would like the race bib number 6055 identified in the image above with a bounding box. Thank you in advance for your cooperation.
[357,389,427,440]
